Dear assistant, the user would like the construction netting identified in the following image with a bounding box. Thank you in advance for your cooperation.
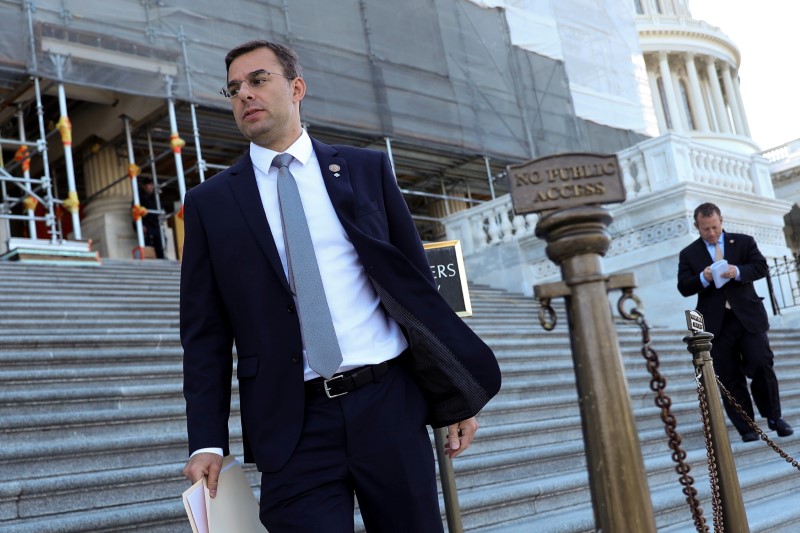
[470,0,657,136]
[0,0,648,163]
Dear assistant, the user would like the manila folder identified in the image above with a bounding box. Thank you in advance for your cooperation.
[182,455,266,533]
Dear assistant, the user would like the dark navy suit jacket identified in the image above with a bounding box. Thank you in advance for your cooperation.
[181,138,501,472]
[677,232,770,337]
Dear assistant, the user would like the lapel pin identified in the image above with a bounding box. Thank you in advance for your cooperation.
[329,164,341,173]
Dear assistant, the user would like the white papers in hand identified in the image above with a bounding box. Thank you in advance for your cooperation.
[181,455,267,533]
[710,260,730,289]
[182,478,209,533]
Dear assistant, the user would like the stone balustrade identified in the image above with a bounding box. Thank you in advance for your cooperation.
[443,194,538,255]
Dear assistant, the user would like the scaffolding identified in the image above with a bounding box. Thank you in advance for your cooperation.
[0,0,645,253]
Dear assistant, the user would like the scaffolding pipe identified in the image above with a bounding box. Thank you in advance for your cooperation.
[165,76,187,203]
[179,26,206,184]
[145,128,167,254]
[2,213,49,222]
[25,0,37,72]
[146,129,165,216]
[54,57,82,239]
[385,137,396,177]
[441,179,451,216]
[399,188,484,204]
[123,116,146,258]
[484,156,496,200]
[17,107,36,238]
[33,77,59,243]
[0,142,9,243]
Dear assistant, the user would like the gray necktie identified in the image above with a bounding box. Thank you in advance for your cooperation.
[273,153,343,379]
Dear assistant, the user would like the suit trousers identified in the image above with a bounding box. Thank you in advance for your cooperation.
[258,362,444,532]
[711,309,782,435]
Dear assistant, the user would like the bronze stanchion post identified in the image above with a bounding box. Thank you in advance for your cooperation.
[683,311,749,532]
[534,206,656,532]
[433,428,463,533]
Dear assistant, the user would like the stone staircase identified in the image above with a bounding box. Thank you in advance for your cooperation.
[1,260,799,532]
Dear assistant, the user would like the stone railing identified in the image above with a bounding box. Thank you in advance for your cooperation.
[443,194,538,256]
[762,138,800,171]
[443,133,774,255]
[617,133,773,200]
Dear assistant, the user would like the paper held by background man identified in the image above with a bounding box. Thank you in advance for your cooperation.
[181,455,266,533]
[711,259,730,289]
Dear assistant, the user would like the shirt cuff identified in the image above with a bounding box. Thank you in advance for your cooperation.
[190,447,224,458]
[699,272,710,288]
[734,266,741,281]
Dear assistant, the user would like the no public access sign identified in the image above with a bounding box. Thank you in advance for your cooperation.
[507,153,626,215]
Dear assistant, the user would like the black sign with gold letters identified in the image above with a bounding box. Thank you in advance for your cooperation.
[424,240,472,317]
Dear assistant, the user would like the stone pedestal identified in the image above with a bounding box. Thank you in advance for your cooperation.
[82,196,138,259]
[0,216,10,255]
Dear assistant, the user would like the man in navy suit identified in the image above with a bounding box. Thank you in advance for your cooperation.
[180,40,501,531]
[678,202,793,442]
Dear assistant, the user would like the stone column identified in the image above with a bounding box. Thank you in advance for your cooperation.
[657,52,684,131]
[80,144,138,259]
[720,63,746,136]
[684,53,710,131]
[647,63,668,132]
[704,58,732,133]
[732,69,752,137]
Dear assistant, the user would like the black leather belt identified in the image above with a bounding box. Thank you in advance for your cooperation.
[305,357,398,399]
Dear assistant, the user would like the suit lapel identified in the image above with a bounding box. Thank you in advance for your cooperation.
[722,232,736,261]
[691,237,710,264]
[227,153,291,293]
[312,139,356,228]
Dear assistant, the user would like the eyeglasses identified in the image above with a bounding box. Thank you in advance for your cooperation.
[220,69,292,98]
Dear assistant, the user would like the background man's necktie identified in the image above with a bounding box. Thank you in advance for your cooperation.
[273,153,343,379]
[714,241,731,308]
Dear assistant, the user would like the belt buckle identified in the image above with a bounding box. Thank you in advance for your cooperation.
[324,374,347,398]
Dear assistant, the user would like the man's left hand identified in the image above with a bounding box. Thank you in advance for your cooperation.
[721,264,738,279]
[444,417,478,458]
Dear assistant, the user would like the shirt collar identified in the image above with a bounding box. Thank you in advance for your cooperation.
[703,231,726,248]
[249,129,313,175]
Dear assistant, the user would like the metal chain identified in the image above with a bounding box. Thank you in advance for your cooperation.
[618,291,710,533]
[716,380,800,471]
[694,371,724,532]
[537,298,557,331]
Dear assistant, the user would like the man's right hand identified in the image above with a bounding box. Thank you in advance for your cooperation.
[183,452,223,498]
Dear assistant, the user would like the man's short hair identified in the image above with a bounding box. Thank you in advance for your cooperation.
[224,41,302,80]
[694,202,721,222]
[140,176,154,185]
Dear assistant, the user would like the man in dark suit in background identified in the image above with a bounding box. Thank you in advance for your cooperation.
[678,202,793,442]
[180,40,501,531]
[132,177,165,258]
